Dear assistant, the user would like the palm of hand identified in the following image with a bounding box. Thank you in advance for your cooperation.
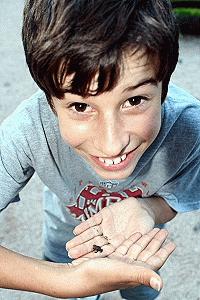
[66,197,155,258]
[100,198,155,247]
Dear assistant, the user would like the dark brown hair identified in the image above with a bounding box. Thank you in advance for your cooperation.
[22,0,179,106]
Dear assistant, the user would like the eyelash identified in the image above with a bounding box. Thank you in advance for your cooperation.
[123,96,149,109]
[68,96,149,113]
[68,102,91,113]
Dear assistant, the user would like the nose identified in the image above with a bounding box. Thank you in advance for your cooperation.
[94,113,130,157]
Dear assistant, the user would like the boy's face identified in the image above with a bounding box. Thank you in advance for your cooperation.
[52,51,162,180]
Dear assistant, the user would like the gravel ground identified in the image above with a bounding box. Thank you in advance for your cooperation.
[0,1,200,300]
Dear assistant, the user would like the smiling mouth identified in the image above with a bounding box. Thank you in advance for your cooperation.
[89,148,138,172]
[98,154,127,166]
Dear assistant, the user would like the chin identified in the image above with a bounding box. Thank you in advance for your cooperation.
[94,167,134,181]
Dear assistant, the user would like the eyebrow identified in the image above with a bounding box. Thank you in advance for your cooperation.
[123,77,158,93]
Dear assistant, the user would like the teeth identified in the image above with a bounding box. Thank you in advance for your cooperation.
[113,157,121,165]
[121,154,126,161]
[104,159,114,166]
[99,154,127,166]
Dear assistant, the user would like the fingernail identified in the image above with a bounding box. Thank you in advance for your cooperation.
[150,277,161,291]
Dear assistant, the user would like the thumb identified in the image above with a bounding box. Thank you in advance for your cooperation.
[131,266,163,292]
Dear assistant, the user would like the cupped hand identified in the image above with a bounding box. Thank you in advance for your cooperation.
[68,228,176,296]
[66,197,155,258]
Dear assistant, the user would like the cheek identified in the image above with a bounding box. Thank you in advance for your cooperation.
[135,108,161,142]
[144,109,161,141]
[58,118,91,148]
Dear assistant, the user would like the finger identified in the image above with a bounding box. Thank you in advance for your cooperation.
[126,228,160,260]
[80,243,116,258]
[146,241,176,270]
[66,225,103,250]
[137,229,169,262]
[73,213,102,235]
[114,232,142,256]
[68,235,109,258]
[127,266,163,292]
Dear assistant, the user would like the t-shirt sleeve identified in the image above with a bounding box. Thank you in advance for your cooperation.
[156,138,200,212]
[0,117,35,211]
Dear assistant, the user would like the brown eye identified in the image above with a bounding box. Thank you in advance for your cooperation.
[70,102,89,112]
[128,96,143,106]
[123,95,149,110]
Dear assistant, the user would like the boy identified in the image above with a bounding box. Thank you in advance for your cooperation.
[0,0,200,299]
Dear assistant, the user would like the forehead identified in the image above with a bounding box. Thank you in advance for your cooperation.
[64,48,158,93]
[118,50,157,85]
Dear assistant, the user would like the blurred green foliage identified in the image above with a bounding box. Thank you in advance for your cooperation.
[171,1,200,16]
[171,1,200,34]
[173,8,200,16]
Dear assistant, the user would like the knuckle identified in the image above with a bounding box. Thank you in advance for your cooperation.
[91,226,99,237]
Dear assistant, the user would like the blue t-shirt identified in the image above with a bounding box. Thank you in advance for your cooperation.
[0,84,200,262]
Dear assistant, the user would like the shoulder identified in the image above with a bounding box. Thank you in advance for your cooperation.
[167,84,200,115]
[164,84,200,139]
[1,90,56,138]
[0,90,60,159]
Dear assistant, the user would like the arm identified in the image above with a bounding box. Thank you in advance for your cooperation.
[66,196,177,258]
[0,245,76,298]
[139,196,177,225]
[0,229,175,298]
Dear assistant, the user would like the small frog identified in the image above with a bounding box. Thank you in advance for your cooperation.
[93,244,103,253]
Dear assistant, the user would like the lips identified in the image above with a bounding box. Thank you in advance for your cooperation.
[90,149,137,171]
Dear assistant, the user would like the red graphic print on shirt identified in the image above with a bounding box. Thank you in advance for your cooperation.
[66,184,143,221]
